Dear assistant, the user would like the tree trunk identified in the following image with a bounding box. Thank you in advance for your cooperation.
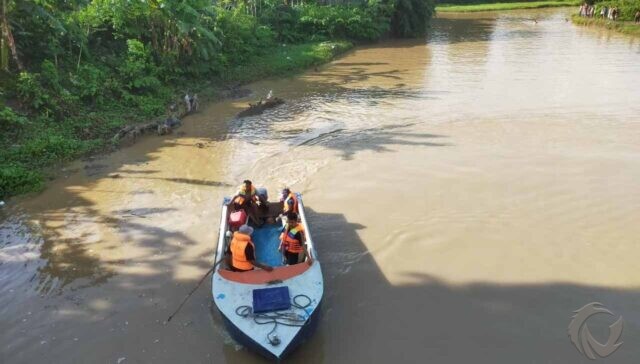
[0,0,23,71]
[1,33,8,71]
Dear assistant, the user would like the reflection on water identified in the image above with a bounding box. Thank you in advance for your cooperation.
[2,7,640,363]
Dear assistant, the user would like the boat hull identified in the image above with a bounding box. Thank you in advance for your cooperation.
[217,299,322,361]
[211,193,323,360]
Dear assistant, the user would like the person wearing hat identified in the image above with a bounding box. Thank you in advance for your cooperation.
[228,225,273,272]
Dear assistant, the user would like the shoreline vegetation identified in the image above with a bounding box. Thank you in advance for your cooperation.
[571,16,640,37]
[0,0,435,199]
[0,40,353,199]
[436,0,578,12]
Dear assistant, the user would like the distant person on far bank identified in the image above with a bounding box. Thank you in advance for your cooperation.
[184,93,199,113]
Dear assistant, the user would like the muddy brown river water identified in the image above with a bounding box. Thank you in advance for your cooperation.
[2,8,640,364]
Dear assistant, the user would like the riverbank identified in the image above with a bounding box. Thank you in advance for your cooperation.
[437,0,577,12]
[0,40,352,200]
[571,15,640,36]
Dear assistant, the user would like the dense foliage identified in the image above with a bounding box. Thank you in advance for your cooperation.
[435,0,567,4]
[590,0,640,21]
[0,0,435,199]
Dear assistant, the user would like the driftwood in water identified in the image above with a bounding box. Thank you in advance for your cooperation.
[112,116,182,145]
[237,97,284,118]
[112,101,190,145]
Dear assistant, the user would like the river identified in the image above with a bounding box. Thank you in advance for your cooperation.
[2,7,640,364]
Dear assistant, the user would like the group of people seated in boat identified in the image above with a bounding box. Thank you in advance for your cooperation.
[225,180,309,272]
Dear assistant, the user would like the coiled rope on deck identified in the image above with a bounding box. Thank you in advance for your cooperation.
[235,294,312,346]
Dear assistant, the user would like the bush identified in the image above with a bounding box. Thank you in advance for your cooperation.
[0,164,43,198]
[0,105,28,130]
[260,5,305,43]
[297,5,391,41]
[16,64,80,119]
[70,64,107,102]
[16,72,53,112]
[16,134,87,168]
[118,39,161,92]
[216,9,276,67]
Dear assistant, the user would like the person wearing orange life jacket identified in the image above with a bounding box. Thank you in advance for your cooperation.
[229,180,262,226]
[280,188,299,215]
[227,225,273,272]
[231,180,257,207]
[279,212,307,265]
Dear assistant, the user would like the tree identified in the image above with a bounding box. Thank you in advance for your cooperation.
[0,0,24,71]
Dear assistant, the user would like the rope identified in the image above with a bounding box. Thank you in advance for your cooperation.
[166,259,223,322]
[235,294,312,346]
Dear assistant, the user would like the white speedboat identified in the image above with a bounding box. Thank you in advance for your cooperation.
[211,193,323,360]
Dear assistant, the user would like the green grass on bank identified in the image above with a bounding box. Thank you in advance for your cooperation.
[224,41,353,83]
[571,14,640,36]
[0,40,352,200]
[437,0,578,12]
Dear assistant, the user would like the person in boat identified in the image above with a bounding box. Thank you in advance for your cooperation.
[280,188,299,215]
[230,180,262,225]
[255,187,270,214]
[228,225,273,272]
[279,212,307,265]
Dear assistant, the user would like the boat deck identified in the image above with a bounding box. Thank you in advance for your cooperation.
[251,223,285,267]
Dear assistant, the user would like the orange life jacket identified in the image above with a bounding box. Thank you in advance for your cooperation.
[280,224,304,254]
[283,192,298,214]
[233,195,247,206]
[234,185,257,206]
[230,232,255,271]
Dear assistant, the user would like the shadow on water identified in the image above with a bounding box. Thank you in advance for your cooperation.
[209,207,640,362]
[429,13,549,46]
[37,233,116,292]
[42,208,204,290]
[116,176,233,188]
[2,202,640,362]
[229,86,449,159]
[299,126,450,160]
[287,208,639,363]
[429,16,499,45]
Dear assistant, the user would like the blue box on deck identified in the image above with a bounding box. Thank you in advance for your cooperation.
[252,286,291,313]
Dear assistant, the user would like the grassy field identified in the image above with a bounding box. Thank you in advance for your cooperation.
[571,15,640,36]
[436,0,578,12]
